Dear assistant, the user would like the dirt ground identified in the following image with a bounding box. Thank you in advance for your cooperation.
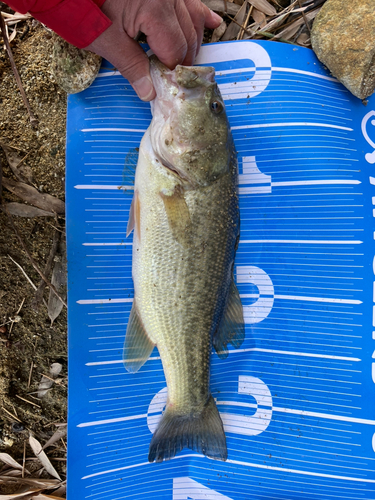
[0,14,68,490]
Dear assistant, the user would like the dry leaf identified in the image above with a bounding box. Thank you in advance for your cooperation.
[259,0,298,33]
[201,0,241,16]
[0,491,42,500]
[42,426,67,451]
[0,469,22,477]
[248,0,276,16]
[274,17,303,39]
[48,240,66,325]
[297,31,310,46]
[252,7,266,26]
[222,0,248,40]
[28,436,61,481]
[48,483,66,498]
[30,496,65,500]
[5,203,54,218]
[0,478,61,490]
[38,363,63,399]
[0,141,35,185]
[8,25,17,43]
[211,20,227,42]
[2,178,65,214]
[0,453,23,471]
[274,8,320,39]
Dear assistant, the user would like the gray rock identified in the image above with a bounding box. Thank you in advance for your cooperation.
[51,34,102,94]
[311,0,375,99]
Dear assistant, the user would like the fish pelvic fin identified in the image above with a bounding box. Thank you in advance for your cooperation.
[123,302,154,373]
[213,277,245,359]
[148,395,227,463]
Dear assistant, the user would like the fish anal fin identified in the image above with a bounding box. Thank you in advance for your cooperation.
[123,302,154,373]
[160,185,192,248]
[126,190,140,238]
[148,394,227,462]
[213,277,245,359]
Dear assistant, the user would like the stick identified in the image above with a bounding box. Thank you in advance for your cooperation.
[238,3,253,40]
[32,229,60,311]
[0,11,38,128]
[27,361,33,389]
[3,207,67,308]
[297,0,311,32]
[0,156,2,205]
[2,406,22,422]
[15,394,41,408]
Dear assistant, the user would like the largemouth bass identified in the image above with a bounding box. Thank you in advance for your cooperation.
[124,56,244,463]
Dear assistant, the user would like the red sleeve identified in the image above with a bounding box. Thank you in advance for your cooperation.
[4,0,111,49]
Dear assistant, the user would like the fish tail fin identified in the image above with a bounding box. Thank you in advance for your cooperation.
[148,395,227,463]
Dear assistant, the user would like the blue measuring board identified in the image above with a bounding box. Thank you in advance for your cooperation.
[66,40,375,500]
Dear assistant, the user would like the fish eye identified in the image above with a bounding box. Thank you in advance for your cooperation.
[210,100,223,114]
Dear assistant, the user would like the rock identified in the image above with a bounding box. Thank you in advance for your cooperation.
[311,0,375,99]
[51,34,102,94]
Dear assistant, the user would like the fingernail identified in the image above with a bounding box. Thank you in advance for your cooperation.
[211,10,223,24]
[133,76,154,101]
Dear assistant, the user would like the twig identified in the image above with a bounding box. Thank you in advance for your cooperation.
[2,406,22,422]
[27,361,33,389]
[14,149,32,170]
[238,3,253,40]
[255,30,297,44]
[32,229,60,312]
[226,13,254,35]
[0,156,2,205]
[297,0,311,32]
[0,11,38,128]
[3,207,67,308]
[16,394,41,408]
[22,441,26,479]
[8,254,38,291]
[16,297,25,315]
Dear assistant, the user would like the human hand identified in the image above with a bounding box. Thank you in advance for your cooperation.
[85,0,222,101]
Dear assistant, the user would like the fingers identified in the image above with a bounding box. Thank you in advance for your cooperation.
[177,0,222,60]
[141,0,221,68]
[140,3,190,69]
[86,27,156,101]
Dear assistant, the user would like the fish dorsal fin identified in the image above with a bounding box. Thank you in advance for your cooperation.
[213,277,245,359]
[160,184,192,248]
[123,302,155,373]
[126,190,140,238]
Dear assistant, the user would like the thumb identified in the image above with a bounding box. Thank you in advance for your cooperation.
[86,28,155,101]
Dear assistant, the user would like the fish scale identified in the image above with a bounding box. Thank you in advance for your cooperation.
[124,57,245,462]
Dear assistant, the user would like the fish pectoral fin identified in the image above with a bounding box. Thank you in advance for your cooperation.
[160,185,192,248]
[123,147,138,186]
[126,190,140,238]
[123,302,154,373]
[213,277,245,359]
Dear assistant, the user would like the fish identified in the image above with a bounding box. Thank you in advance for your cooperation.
[124,56,245,463]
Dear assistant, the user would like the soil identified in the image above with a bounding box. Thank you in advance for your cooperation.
[0,15,68,488]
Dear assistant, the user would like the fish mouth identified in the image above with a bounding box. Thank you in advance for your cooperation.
[149,55,215,94]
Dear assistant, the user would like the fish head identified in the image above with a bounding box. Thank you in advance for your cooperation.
[149,56,231,187]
